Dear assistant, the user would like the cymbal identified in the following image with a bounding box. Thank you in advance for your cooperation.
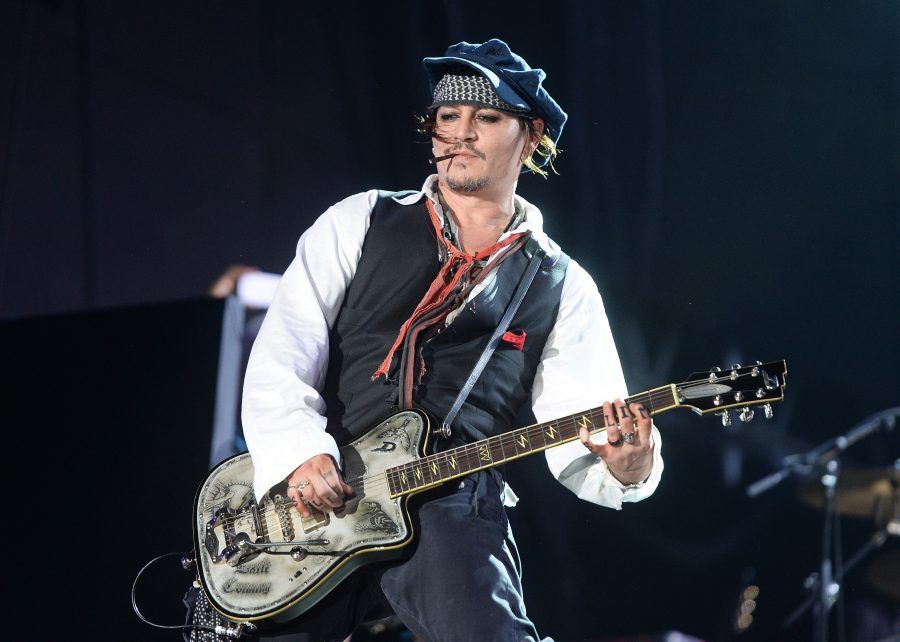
[796,467,898,519]
[864,548,900,603]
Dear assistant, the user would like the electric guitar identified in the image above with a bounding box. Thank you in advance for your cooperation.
[191,360,786,629]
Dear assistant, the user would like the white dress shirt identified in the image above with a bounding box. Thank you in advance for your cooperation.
[242,176,663,508]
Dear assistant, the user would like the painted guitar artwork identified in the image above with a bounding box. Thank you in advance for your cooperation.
[192,360,786,629]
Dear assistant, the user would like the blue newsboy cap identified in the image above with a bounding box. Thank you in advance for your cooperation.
[422,38,567,149]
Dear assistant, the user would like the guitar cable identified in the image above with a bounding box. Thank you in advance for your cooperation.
[131,550,256,640]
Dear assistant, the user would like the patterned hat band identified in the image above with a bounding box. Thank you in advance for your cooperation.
[430,74,531,114]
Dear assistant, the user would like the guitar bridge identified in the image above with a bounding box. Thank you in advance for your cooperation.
[273,494,295,541]
[204,499,270,567]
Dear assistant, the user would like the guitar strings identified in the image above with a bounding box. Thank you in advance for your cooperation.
[321,371,778,493]
[215,370,781,528]
[365,368,777,490]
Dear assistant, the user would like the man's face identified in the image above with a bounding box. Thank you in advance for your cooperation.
[433,104,530,195]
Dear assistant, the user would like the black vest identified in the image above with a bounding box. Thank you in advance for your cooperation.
[322,192,569,447]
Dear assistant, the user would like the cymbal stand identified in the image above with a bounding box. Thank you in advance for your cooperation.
[783,516,896,634]
[808,458,841,642]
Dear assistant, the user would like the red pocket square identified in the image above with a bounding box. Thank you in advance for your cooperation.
[501,329,526,351]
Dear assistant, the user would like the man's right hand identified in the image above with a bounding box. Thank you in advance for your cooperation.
[286,454,354,517]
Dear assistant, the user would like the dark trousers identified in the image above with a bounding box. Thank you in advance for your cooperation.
[192,470,548,642]
[379,469,545,642]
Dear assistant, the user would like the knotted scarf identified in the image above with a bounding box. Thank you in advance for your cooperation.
[372,198,529,407]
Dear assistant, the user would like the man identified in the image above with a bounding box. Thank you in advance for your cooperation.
[241,38,663,641]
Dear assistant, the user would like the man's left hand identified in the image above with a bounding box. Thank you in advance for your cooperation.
[579,400,654,486]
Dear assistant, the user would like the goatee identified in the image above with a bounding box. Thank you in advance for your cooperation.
[446,175,489,193]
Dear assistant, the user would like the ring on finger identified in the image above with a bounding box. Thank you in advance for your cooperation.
[622,431,637,444]
[608,437,624,447]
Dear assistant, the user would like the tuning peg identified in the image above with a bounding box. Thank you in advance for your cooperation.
[718,411,732,427]
[763,403,774,419]
[731,363,742,369]
[739,407,755,422]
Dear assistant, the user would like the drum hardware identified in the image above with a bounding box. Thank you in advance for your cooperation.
[746,406,899,642]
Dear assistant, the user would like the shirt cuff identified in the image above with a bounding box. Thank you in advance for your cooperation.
[252,430,343,503]
[606,424,664,506]
[572,424,664,510]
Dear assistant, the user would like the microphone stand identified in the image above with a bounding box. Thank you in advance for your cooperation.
[745,407,899,642]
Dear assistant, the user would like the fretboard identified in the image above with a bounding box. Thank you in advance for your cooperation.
[385,384,678,497]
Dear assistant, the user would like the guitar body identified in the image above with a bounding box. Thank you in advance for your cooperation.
[189,359,786,630]
[193,409,433,625]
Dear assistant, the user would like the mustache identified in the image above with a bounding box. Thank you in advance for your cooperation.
[445,143,485,160]
[429,143,486,165]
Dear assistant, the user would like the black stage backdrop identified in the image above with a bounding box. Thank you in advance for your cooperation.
[1,1,897,641]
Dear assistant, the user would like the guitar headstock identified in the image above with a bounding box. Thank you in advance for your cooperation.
[674,360,787,425]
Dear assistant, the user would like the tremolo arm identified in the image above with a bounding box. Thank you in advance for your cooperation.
[204,492,334,566]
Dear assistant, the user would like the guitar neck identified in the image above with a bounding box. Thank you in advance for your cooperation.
[385,384,679,498]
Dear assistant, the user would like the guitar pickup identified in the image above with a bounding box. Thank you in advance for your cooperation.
[300,503,329,533]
